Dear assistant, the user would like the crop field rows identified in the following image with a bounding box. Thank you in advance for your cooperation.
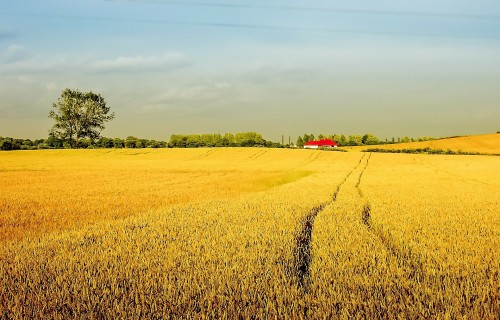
[0,148,498,318]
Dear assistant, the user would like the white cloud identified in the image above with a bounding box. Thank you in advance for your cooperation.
[153,86,219,104]
[92,52,191,73]
[214,81,231,89]
[139,81,236,113]
[45,82,59,91]
[0,49,191,76]
[1,44,31,63]
[17,75,33,84]
[0,53,70,74]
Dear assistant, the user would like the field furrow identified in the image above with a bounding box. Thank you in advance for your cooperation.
[291,153,368,291]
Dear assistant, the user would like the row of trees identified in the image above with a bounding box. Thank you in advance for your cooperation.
[0,136,169,150]
[168,132,283,148]
[1,133,439,151]
[296,133,436,147]
[0,133,285,150]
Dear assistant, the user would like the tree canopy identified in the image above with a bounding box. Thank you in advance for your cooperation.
[168,132,270,148]
[49,89,114,148]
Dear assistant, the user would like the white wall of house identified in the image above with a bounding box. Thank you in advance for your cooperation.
[304,145,319,149]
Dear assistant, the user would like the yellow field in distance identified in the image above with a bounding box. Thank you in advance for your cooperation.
[346,133,500,154]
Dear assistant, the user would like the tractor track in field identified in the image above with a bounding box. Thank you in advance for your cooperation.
[355,152,371,197]
[293,151,426,294]
[292,150,323,170]
[291,153,368,290]
[354,155,493,317]
[246,149,268,160]
[359,204,426,285]
[354,154,427,288]
[192,149,217,160]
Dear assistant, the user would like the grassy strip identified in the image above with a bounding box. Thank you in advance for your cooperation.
[320,148,348,152]
[363,147,499,156]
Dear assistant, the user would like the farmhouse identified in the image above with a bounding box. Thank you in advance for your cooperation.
[304,139,338,149]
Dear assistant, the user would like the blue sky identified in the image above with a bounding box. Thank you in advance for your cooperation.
[1,0,499,141]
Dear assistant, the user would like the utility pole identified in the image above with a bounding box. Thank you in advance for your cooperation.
[281,135,284,146]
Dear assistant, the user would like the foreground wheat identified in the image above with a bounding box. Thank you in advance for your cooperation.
[0,148,498,318]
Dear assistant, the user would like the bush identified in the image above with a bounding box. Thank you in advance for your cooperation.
[321,147,348,152]
[0,138,21,151]
[0,139,13,150]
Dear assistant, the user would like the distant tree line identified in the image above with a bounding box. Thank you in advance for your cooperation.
[169,132,282,148]
[295,133,437,147]
[0,132,444,151]
[0,132,285,151]
[0,135,168,150]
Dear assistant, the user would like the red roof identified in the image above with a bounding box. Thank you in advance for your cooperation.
[304,139,338,146]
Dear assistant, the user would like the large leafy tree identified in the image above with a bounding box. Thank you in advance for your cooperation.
[362,133,380,145]
[49,89,114,148]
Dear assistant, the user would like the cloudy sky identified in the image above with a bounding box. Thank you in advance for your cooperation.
[1,0,499,141]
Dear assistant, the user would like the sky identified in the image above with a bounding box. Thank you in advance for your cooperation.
[1,0,499,141]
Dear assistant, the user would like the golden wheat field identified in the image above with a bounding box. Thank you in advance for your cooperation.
[346,133,500,154]
[0,147,499,318]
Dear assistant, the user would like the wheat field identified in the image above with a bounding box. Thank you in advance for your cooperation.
[346,133,500,154]
[0,148,498,318]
